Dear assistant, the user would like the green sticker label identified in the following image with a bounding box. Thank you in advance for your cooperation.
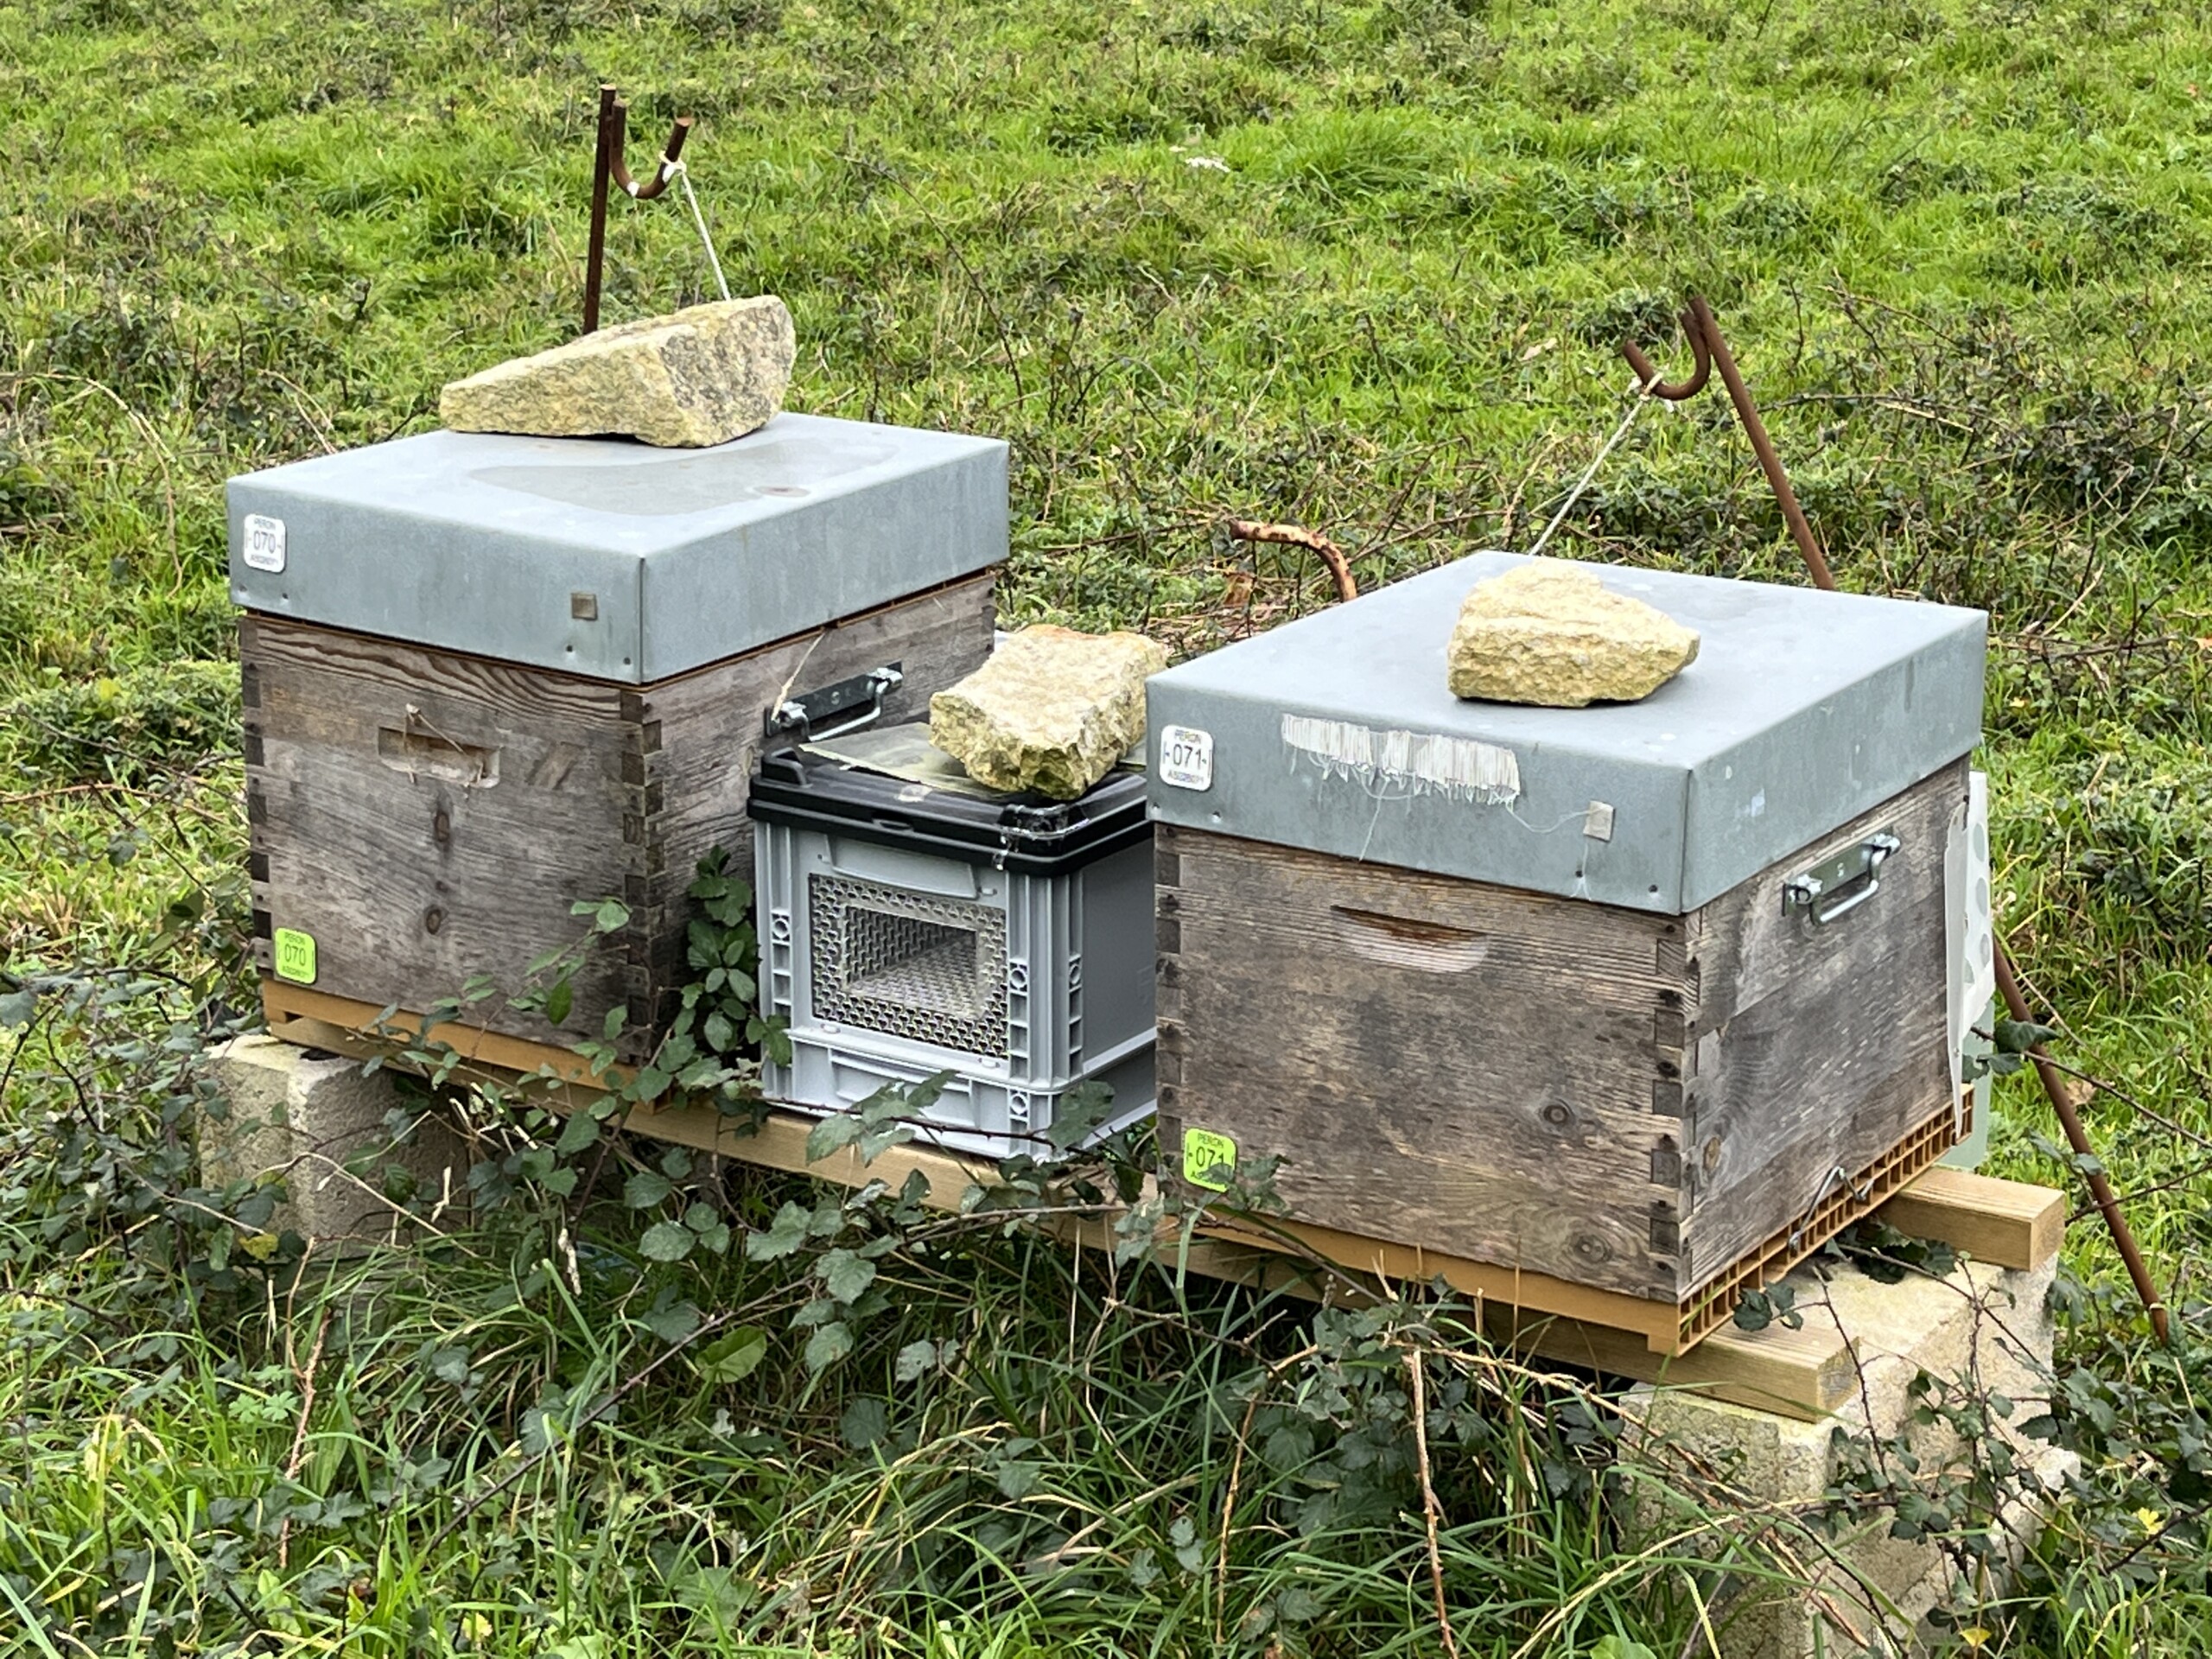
[272,928,318,986]
[1182,1127,1238,1192]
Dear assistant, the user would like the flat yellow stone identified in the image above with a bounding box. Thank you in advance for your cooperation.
[1446,560,1700,707]
[439,296,794,448]
[930,626,1168,801]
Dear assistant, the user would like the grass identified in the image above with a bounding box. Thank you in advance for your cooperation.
[5,0,2212,1651]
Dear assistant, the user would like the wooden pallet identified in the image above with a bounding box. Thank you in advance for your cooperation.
[258,981,2065,1422]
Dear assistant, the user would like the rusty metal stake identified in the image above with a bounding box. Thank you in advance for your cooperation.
[1622,296,1834,589]
[582,83,696,334]
[1995,948,2171,1344]
[1623,296,2172,1344]
[1225,519,1358,604]
[583,86,618,334]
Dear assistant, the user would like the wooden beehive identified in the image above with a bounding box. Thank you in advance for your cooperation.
[1143,553,1988,1349]
[229,415,1007,1059]
[1155,761,1968,1350]
[244,582,992,1058]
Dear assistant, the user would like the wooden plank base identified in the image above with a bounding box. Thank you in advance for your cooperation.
[257,981,2062,1420]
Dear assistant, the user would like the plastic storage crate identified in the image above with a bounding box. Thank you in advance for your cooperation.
[750,727,1155,1155]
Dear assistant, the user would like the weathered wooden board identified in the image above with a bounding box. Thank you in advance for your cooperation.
[245,573,994,1060]
[1681,761,1967,1287]
[1156,823,1688,1300]
[259,988,2062,1414]
[1156,762,1968,1317]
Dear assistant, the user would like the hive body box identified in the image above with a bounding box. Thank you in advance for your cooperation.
[232,415,1006,1060]
[1146,554,1986,1347]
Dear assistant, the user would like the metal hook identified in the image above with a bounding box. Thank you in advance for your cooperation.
[1619,296,1838,590]
[582,83,696,334]
[1619,306,1713,402]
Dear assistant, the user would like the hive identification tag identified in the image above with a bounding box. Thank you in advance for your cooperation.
[1157,725,1213,791]
[242,513,287,573]
[1182,1127,1238,1192]
[272,927,317,985]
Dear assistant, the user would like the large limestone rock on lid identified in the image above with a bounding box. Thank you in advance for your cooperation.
[1447,559,1700,707]
[931,625,1169,801]
[439,296,795,448]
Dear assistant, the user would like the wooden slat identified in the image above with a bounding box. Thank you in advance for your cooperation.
[261,1001,1859,1417]
[256,983,2065,1418]
[1874,1164,2065,1271]
[264,982,607,1087]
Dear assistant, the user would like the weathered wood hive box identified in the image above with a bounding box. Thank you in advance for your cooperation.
[1145,553,1986,1351]
[228,414,1005,1060]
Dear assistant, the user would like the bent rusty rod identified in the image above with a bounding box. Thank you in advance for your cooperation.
[1622,297,1834,589]
[582,83,696,334]
[1623,297,2171,1344]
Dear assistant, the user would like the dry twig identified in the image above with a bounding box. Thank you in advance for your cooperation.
[1406,1349,1462,1659]
[276,1306,334,1568]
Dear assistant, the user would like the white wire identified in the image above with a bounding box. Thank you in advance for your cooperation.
[662,157,732,303]
[1523,372,1662,559]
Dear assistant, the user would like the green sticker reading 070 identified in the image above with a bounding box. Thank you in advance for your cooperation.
[1182,1128,1238,1192]
[273,928,318,985]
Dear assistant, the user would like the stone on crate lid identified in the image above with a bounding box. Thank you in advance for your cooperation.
[1143,550,1986,914]
[930,625,1169,802]
[226,411,1007,684]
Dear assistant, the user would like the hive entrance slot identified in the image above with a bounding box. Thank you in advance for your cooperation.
[377,726,500,787]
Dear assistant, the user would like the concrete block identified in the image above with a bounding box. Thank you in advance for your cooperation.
[201,1034,467,1246]
[1622,1257,2077,1658]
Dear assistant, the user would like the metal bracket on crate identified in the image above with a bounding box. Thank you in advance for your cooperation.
[765,664,903,744]
[1783,830,1901,926]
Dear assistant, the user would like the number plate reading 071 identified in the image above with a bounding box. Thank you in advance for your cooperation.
[1157,725,1213,791]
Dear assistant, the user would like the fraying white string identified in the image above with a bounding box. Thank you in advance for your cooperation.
[1523,371,1662,560]
[660,156,732,303]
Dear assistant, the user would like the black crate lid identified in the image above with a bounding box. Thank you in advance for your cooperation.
[748,723,1147,875]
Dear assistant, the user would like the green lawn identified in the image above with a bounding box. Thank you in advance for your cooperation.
[3,0,2211,1652]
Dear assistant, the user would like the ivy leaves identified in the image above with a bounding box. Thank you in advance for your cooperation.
[1965,1016,2060,1081]
[685,849,791,1070]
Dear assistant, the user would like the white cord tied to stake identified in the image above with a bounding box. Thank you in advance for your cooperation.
[1522,368,1665,559]
[658,154,732,304]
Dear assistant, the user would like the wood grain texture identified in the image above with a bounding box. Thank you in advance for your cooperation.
[1680,762,1967,1291]
[1159,766,1966,1314]
[245,613,642,1052]
[639,574,996,1013]
[1156,823,1688,1300]
[243,576,994,1061]
[1877,1165,2065,1270]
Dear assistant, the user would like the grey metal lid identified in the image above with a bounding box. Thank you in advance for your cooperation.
[226,411,1008,683]
[1144,553,1986,913]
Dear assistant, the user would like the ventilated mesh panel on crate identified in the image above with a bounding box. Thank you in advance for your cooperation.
[810,875,1008,1057]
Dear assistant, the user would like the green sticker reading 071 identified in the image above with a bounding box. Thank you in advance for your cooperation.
[273,928,318,985]
[1181,1127,1238,1192]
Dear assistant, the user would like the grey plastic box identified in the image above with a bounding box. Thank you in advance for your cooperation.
[1145,552,1986,912]
[753,814,1156,1158]
[226,412,1008,683]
